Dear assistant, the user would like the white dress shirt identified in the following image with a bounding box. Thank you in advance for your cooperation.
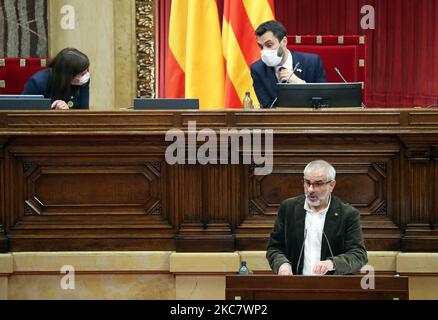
[302,194,331,275]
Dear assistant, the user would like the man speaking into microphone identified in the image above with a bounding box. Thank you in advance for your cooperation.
[250,20,327,108]
[266,160,368,276]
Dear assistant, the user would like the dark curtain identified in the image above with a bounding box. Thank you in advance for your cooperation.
[159,0,438,107]
[276,0,438,107]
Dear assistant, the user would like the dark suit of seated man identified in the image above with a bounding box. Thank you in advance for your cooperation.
[266,160,368,276]
[251,20,327,108]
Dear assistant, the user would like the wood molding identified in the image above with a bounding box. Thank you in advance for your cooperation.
[0,109,437,252]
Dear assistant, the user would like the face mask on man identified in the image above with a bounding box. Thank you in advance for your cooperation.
[71,71,90,86]
[261,45,285,67]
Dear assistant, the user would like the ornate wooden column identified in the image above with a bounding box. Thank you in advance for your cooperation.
[434,145,438,235]
[170,163,236,251]
[402,136,438,251]
[0,140,9,252]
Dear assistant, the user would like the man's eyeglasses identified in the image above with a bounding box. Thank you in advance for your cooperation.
[303,179,333,189]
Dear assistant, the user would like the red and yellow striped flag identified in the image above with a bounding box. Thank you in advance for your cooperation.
[222,0,275,108]
[165,0,224,109]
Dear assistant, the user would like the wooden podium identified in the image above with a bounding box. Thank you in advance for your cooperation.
[225,275,409,300]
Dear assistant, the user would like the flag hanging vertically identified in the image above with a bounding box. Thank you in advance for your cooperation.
[165,0,224,109]
[222,0,275,108]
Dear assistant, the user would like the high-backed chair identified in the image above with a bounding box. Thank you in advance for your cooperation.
[0,58,47,94]
[287,35,366,102]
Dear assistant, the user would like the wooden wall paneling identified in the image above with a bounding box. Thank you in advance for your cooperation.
[202,165,234,250]
[173,164,204,250]
[0,139,8,252]
[235,134,402,251]
[6,135,176,251]
[434,145,438,233]
[401,136,438,251]
[174,163,236,251]
[0,109,437,252]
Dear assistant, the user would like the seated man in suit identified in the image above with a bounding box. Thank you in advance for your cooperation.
[266,160,368,275]
[251,20,327,108]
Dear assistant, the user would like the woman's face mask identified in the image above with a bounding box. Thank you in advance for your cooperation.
[261,44,285,67]
[71,71,90,86]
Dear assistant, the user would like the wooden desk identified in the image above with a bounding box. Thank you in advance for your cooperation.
[0,109,437,252]
[225,275,409,300]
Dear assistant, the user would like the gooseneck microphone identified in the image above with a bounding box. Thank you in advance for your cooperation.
[269,97,278,109]
[335,66,367,109]
[334,67,348,83]
[296,228,307,275]
[323,231,336,272]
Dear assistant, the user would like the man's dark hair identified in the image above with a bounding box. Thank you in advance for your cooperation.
[255,20,287,42]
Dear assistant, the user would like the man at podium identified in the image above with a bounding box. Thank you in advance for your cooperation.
[267,160,368,276]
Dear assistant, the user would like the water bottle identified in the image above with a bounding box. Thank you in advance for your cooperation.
[239,261,250,275]
[242,91,253,109]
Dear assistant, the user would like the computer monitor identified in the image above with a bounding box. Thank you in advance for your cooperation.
[0,95,51,110]
[133,98,199,110]
[276,83,362,108]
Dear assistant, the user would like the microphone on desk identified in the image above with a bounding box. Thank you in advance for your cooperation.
[296,228,307,275]
[334,67,348,83]
[269,97,278,109]
[334,66,367,109]
[323,231,336,272]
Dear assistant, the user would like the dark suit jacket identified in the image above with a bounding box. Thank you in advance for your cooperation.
[266,195,368,275]
[251,50,327,108]
[22,69,90,109]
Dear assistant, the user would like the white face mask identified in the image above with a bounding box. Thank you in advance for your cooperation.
[71,71,90,86]
[261,47,283,67]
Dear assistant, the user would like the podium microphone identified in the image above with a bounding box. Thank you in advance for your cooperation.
[334,67,348,83]
[296,228,307,275]
[269,97,278,109]
[323,231,336,272]
[335,66,366,109]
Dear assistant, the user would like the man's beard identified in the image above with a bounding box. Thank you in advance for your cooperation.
[306,191,327,207]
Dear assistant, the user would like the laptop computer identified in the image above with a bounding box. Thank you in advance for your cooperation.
[0,95,51,110]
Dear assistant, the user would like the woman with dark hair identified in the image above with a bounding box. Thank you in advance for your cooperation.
[22,48,90,110]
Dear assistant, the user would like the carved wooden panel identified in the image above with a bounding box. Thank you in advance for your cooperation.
[401,137,438,251]
[248,162,386,217]
[4,137,175,251]
[0,110,437,252]
[24,164,161,216]
[0,141,7,252]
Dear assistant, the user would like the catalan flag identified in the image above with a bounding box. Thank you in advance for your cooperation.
[222,0,275,108]
[165,0,224,109]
